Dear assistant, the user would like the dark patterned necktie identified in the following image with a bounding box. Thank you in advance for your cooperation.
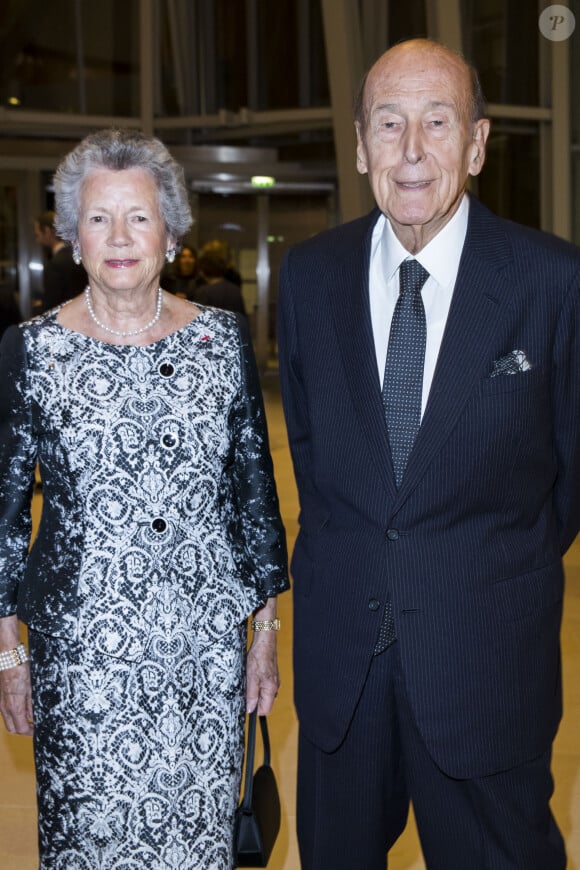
[382,259,429,487]
[374,260,428,656]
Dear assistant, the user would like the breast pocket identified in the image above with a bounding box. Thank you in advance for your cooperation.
[479,367,545,396]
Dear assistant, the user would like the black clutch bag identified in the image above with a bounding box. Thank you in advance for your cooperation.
[234,710,281,867]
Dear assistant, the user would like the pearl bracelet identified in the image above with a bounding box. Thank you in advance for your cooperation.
[251,619,281,632]
[0,643,29,671]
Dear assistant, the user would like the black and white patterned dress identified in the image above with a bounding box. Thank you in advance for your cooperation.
[0,306,288,869]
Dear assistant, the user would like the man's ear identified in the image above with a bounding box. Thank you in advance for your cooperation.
[469,118,491,177]
[355,122,368,176]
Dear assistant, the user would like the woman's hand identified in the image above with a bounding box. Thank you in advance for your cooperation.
[0,615,33,736]
[0,663,33,735]
[245,598,280,716]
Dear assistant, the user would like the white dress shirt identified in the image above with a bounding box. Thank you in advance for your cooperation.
[369,193,470,418]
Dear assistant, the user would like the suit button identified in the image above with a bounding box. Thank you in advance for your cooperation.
[368,599,380,611]
[386,528,399,541]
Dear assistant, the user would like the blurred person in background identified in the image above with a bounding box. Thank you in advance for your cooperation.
[194,247,247,316]
[164,243,201,299]
[0,284,20,337]
[201,238,243,288]
[34,209,87,310]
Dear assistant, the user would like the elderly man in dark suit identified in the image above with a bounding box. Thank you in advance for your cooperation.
[277,38,580,870]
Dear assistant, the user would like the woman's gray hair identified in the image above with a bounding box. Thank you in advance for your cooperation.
[54,127,193,243]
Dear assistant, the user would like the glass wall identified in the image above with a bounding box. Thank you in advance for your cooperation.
[477,121,541,227]
[158,0,330,118]
[387,0,428,44]
[0,0,139,115]
[462,0,540,106]
[0,0,577,340]
[191,190,332,332]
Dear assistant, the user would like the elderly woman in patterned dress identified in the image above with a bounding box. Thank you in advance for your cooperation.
[0,128,288,869]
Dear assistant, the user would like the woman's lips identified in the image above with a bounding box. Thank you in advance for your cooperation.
[105,259,139,268]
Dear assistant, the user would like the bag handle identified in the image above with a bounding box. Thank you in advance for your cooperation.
[240,710,271,812]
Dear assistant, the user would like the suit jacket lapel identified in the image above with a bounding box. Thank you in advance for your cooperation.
[325,210,398,499]
[321,199,514,506]
[395,198,514,506]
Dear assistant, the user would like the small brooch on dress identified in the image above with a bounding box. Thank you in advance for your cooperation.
[200,335,211,343]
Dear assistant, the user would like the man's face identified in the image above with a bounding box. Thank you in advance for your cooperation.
[34,223,52,248]
[355,43,490,251]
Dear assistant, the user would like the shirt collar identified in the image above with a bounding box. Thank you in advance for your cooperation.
[381,193,470,286]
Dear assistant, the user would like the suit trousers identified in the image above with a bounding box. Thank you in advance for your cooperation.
[296,642,565,870]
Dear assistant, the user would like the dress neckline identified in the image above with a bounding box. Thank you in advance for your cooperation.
[51,303,210,350]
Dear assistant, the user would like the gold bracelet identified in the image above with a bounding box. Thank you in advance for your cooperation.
[0,643,29,671]
[251,618,281,632]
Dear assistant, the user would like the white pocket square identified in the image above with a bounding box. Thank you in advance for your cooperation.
[490,350,532,377]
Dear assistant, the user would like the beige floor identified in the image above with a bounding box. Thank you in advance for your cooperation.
[1,379,580,869]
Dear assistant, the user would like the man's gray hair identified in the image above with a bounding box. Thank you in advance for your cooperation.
[54,127,192,242]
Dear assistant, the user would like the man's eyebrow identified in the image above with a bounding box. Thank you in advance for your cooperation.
[425,100,456,111]
[372,103,401,113]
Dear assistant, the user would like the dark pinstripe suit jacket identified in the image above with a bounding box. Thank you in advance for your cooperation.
[277,195,580,779]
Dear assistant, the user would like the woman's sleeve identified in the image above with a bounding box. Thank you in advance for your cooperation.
[229,315,290,600]
[0,326,37,615]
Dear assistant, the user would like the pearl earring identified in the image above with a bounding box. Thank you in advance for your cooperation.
[72,244,82,266]
[166,249,176,264]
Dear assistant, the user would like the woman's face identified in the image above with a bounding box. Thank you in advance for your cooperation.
[77,167,173,296]
[178,247,196,276]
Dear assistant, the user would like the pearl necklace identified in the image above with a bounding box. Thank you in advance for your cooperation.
[84,286,163,337]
